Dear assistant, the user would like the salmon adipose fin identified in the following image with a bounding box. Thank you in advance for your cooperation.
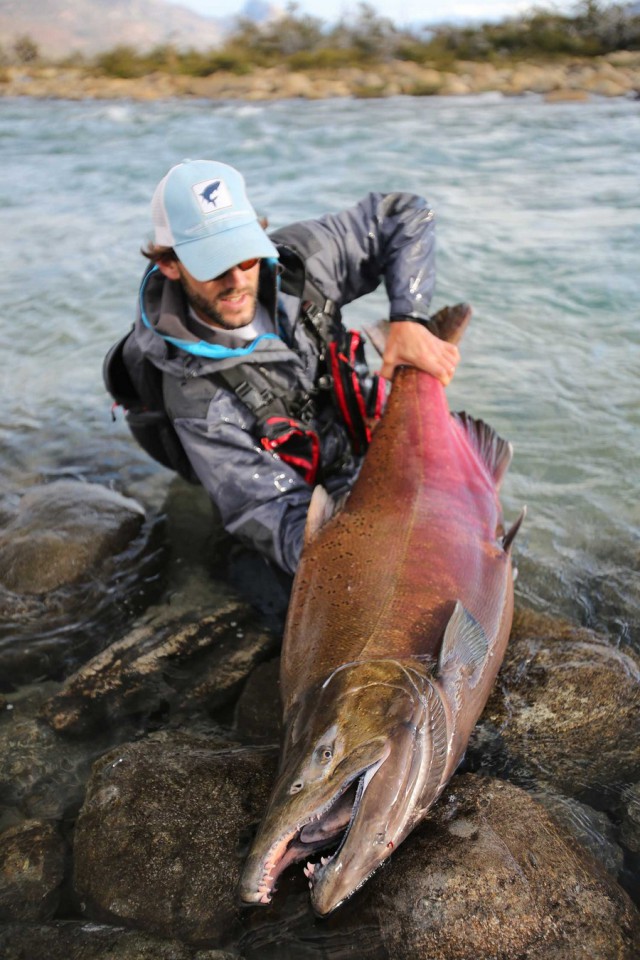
[502,506,527,553]
[453,412,513,490]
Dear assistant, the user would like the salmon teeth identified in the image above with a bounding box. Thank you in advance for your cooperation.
[321,856,330,866]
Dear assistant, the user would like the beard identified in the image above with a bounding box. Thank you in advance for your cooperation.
[186,288,256,329]
[180,268,259,331]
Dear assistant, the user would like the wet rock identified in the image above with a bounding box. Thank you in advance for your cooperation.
[0,480,145,594]
[529,786,625,878]
[0,684,110,820]
[0,920,239,959]
[0,819,65,921]
[374,774,640,960]
[0,479,164,689]
[481,610,640,802]
[41,599,279,734]
[620,781,640,854]
[233,656,281,744]
[74,734,278,943]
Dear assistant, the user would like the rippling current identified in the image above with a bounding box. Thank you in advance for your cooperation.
[0,90,639,958]
[1,92,638,651]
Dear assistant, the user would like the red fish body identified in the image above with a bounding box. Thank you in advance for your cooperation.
[239,361,523,917]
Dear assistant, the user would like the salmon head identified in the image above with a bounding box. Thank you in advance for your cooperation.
[237,655,450,916]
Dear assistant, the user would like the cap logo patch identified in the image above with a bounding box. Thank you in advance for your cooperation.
[193,178,233,213]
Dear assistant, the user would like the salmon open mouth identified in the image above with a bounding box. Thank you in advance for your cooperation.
[246,759,383,904]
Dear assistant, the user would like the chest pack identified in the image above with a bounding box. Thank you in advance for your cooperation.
[104,237,385,485]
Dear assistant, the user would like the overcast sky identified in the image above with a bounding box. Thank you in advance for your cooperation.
[174,0,580,28]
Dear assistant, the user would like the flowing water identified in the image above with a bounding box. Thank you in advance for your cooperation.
[1,92,638,648]
[0,91,639,951]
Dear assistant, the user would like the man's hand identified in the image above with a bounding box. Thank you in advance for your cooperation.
[380,320,460,385]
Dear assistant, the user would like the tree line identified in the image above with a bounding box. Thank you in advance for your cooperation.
[3,0,639,77]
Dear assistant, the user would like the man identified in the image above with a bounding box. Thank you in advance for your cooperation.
[106,158,460,582]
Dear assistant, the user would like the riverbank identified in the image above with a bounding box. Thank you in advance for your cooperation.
[2,50,639,101]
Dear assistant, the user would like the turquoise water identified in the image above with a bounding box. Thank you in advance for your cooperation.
[0,92,638,650]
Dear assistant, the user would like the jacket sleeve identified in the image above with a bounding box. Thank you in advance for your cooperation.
[171,396,313,577]
[272,192,436,322]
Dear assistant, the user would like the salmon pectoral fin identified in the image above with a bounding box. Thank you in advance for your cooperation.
[436,601,489,692]
[304,486,338,546]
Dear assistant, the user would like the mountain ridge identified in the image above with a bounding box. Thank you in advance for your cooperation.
[0,0,228,58]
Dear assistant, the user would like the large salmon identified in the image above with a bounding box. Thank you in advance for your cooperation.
[238,313,524,916]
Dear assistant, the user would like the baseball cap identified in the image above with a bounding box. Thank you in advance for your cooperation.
[151,159,278,281]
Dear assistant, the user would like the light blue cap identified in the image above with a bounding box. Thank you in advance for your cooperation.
[151,159,278,281]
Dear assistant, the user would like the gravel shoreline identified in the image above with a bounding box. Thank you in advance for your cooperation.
[2,50,639,101]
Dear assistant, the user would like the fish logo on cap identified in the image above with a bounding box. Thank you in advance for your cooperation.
[193,178,233,213]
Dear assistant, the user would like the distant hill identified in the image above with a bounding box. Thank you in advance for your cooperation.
[0,0,227,59]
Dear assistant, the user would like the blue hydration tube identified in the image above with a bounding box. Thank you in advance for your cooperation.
[139,262,282,361]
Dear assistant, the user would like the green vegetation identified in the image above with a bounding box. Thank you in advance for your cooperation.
[3,0,639,78]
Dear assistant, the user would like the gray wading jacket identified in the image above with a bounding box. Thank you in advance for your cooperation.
[122,192,436,576]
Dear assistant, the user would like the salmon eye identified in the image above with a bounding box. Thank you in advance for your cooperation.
[316,746,333,764]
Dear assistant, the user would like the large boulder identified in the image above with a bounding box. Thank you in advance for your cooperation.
[0,480,163,687]
[74,734,278,943]
[373,774,640,960]
[0,480,145,595]
[477,609,640,804]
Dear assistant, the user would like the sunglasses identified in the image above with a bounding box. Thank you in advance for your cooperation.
[212,257,260,281]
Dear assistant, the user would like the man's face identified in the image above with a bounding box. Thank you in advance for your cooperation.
[176,259,261,331]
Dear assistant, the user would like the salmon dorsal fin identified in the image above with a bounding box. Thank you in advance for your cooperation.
[437,601,489,687]
[304,485,337,546]
[453,412,513,489]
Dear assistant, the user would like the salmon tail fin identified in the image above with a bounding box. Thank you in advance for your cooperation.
[453,412,513,488]
[502,506,527,552]
[362,303,472,358]
[428,302,472,345]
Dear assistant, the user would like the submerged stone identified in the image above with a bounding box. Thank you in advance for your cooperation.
[481,609,640,803]
[0,480,145,594]
[0,920,239,959]
[0,683,110,821]
[0,819,65,922]
[620,781,640,854]
[41,599,279,734]
[233,656,281,744]
[0,480,165,688]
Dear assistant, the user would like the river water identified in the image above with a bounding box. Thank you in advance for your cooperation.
[1,93,638,650]
[0,90,639,950]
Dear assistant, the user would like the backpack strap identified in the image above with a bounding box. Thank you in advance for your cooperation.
[271,226,341,349]
[214,364,317,426]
